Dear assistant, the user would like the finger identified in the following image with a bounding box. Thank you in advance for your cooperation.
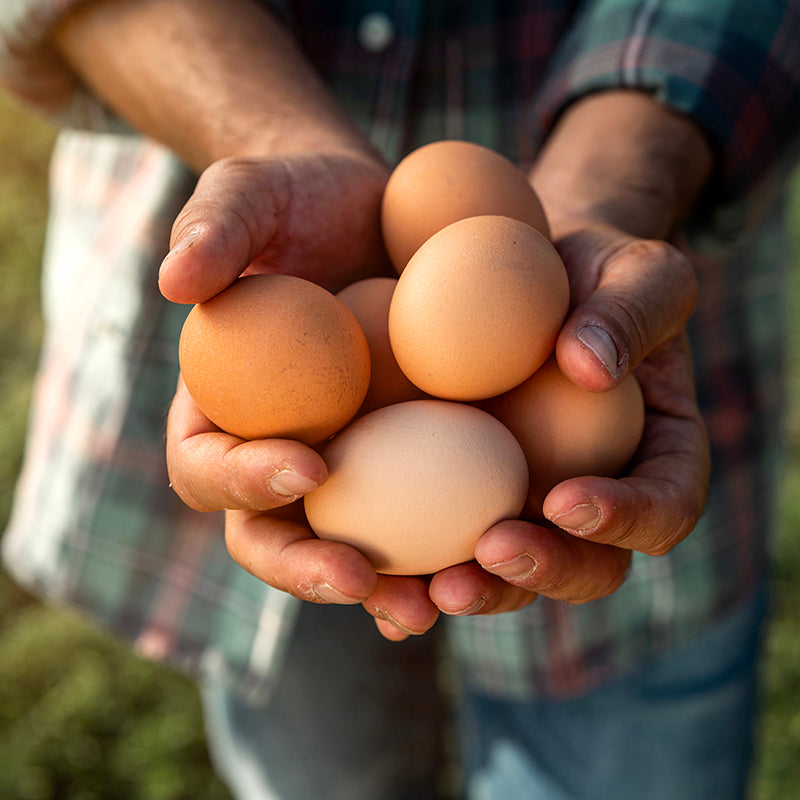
[543,434,709,557]
[428,559,537,615]
[166,376,327,512]
[363,574,440,637]
[472,521,631,605]
[159,157,290,303]
[225,507,378,603]
[373,617,412,642]
[556,235,698,390]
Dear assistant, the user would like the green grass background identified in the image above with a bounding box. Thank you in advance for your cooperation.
[1,91,798,799]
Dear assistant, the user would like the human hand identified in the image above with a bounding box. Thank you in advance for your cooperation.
[427,222,711,618]
[426,91,714,621]
[55,0,444,638]
[163,151,443,639]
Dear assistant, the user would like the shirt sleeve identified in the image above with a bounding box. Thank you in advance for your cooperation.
[534,0,800,241]
[0,0,125,130]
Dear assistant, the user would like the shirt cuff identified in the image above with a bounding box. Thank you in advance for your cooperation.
[533,0,800,243]
[0,0,123,130]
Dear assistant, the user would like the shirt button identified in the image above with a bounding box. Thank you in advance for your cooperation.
[357,12,395,53]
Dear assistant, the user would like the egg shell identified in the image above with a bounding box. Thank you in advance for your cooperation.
[388,215,570,401]
[336,277,428,415]
[179,273,371,444]
[381,139,550,273]
[480,356,645,519]
[304,399,529,575]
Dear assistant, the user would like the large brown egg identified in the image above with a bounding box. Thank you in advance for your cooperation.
[388,215,569,401]
[179,274,370,444]
[480,356,646,519]
[336,277,428,415]
[304,399,529,575]
[381,139,550,273]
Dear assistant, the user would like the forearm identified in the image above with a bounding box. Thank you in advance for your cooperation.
[530,90,715,240]
[52,0,379,171]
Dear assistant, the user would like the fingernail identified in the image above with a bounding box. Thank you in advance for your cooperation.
[160,229,200,272]
[268,469,320,498]
[449,594,488,616]
[311,583,361,605]
[373,608,419,636]
[550,503,601,533]
[577,325,620,379]
[486,554,537,582]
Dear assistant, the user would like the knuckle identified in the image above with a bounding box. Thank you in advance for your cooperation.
[566,553,630,605]
[607,239,698,358]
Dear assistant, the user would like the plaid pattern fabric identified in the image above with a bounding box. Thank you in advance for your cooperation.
[2,0,799,700]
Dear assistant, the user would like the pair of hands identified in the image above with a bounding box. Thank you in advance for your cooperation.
[162,145,711,642]
[51,0,712,640]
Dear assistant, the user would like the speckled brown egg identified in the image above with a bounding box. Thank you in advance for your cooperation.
[480,355,645,519]
[381,139,550,273]
[388,215,569,401]
[304,399,529,575]
[336,277,429,415]
[179,274,371,444]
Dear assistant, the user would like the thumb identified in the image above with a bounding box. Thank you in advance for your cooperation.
[556,236,698,391]
[158,157,290,304]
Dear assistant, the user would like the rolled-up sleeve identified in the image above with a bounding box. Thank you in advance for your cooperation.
[534,0,800,237]
[0,0,122,129]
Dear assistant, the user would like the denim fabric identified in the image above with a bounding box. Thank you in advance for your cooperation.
[456,584,768,800]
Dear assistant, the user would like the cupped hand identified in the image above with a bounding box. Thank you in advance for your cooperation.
[163,150,442,638]
[428,223,711,618]
[429,88,715,623]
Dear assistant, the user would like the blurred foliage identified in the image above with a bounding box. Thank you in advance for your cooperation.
[0,91,49,528]
[753,174,800,799]
[0,601,231,800]
[1,88,799,799]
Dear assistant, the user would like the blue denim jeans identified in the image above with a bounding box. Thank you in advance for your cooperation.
[456,584,768,800]
[202,585,767,800]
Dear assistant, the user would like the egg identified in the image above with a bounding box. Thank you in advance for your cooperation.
[381,139,550,273]
[335,277,428,415]
[480,356,645,519]
[388,215,569,401]
[304,399,529,575]
[179,273,371,444]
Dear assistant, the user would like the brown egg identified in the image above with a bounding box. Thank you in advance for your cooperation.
[179,274,370,444]
[381,139,550,273]
[480,356,645,519]
[304,399,529,575]
[335,277,428,415]
[388,215,570,402]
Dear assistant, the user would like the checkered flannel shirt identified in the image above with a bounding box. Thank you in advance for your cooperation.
[2,0,799,701]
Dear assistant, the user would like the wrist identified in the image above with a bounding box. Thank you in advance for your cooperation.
[530,90,714,240]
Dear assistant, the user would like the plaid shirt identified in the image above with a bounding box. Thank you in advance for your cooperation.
[2,0,799,701]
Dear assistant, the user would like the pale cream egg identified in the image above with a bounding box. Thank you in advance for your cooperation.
[304,399,529,575]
